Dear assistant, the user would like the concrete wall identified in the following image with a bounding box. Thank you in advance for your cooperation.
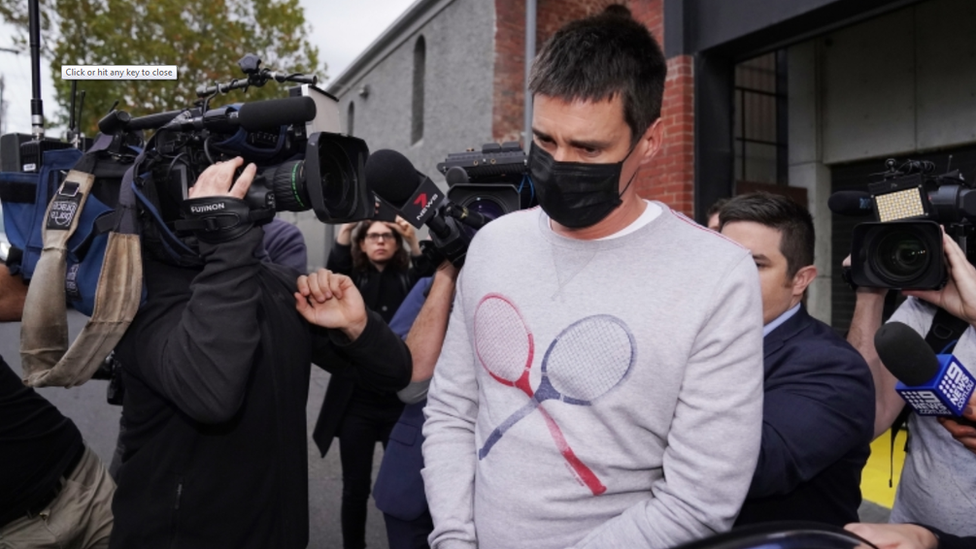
[788,41,832,324]
[331,0,496,180]
[820,0,976,164]
[788,0,976,323]
[290,0,496,268]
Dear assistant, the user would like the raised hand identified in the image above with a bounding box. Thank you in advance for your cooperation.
[295,269,368,340]
[388,216,420,255]
[904,232,976,325]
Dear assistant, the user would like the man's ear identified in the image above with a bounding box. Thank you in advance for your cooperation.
[638,118,664,163]
[791,265,818,298]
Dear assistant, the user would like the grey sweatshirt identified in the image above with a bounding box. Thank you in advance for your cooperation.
[422,204,765,549]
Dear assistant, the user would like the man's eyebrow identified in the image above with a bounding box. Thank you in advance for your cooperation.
[532,128,552,141]
[752,253,770,262]
[567,137,614,150]
[531,129,613,150]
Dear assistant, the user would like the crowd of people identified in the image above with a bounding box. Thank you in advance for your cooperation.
[2,4,976,549]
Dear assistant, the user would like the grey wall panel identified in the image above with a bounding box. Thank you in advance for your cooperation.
[821,7,916,164]
[332,0,496,181]
[915,0,976,151]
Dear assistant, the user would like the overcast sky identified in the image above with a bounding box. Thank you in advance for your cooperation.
[0,0,417,135]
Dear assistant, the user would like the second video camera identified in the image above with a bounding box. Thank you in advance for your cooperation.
[835,158,974,290]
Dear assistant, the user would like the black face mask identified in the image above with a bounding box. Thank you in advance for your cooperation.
[528,142,638,229]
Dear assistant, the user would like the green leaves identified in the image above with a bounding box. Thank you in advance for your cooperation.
[1,0,323,135]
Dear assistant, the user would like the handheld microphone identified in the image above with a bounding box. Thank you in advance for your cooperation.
[366,149,448,234]
[828,191,874,217]
[365,149,472,268]
[875,321,976,421]
[162,96,316,132]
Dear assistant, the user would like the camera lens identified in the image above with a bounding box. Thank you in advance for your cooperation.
[873,230,931,282]
[257,160,311,212]
[464,196,507,221]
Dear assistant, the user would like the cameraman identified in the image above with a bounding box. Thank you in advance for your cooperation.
[847,231,976,536]
[109,157,412,549]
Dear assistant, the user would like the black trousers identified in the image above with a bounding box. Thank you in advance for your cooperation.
[337,410,396,549]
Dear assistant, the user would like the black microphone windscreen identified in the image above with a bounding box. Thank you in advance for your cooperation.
[366,149,420,208]
[828,190,873,217]
[127,109,183,131]
[238,96,316,131]
[874,321,941,386]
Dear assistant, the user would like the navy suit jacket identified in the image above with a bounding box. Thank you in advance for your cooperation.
[735,305,875,527]
[372,279,432,521]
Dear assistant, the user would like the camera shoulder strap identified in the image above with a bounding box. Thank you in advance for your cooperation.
[887,306,970,485]
[20,136,144,388]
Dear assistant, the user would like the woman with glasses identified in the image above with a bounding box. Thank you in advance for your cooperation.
[313,217,421,549]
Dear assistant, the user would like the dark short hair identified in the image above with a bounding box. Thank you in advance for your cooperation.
[707,198,730,219]
[719,192,815,278]
[528,5,667,144]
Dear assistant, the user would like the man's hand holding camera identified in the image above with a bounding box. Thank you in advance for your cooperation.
[904,232,976,325]
[295,269,369,341]
[181,157,261,243]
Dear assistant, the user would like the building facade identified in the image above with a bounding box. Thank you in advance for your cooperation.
[319,0,976,328]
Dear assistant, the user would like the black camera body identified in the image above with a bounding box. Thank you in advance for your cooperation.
[146,88,372,227]
[396,142,533,276]
[846,160,974,290]
[438,141,534,219]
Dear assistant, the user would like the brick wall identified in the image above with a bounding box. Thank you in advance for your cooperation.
[492,0,696,217]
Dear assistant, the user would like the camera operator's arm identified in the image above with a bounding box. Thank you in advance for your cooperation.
[396,262,458,404]
[300,269,412,394]
[406,262,457,382]
[126,158,265,424]
[846,283,902,439]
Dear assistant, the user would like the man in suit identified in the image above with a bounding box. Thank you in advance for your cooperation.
[719,192,875,526]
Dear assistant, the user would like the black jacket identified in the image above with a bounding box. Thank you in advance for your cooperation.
[110,228,411,549]
[736,306,875,527]
[312,242,417,457]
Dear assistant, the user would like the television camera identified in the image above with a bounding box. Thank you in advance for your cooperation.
[831,158,975,290]
[367,142,534,275]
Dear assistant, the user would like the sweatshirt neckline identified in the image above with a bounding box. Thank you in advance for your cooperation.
[536,201,673,250]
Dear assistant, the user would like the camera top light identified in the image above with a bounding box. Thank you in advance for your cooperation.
[875,187,927,222]
[869,173,930,222]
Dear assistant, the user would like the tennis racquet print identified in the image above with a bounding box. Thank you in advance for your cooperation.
[474,294,636,495]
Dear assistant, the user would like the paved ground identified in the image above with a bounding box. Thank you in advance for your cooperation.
[0,311,389,549]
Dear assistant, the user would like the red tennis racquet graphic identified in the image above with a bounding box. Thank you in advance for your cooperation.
[473,294,636,495]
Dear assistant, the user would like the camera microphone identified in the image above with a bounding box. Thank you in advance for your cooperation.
[875,321,976,424]
[828,191,874,217]
[237,96,316,131]
[366,149,449,236]
[162,96,316,132]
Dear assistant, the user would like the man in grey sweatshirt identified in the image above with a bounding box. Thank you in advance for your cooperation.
[421,6,765,549]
